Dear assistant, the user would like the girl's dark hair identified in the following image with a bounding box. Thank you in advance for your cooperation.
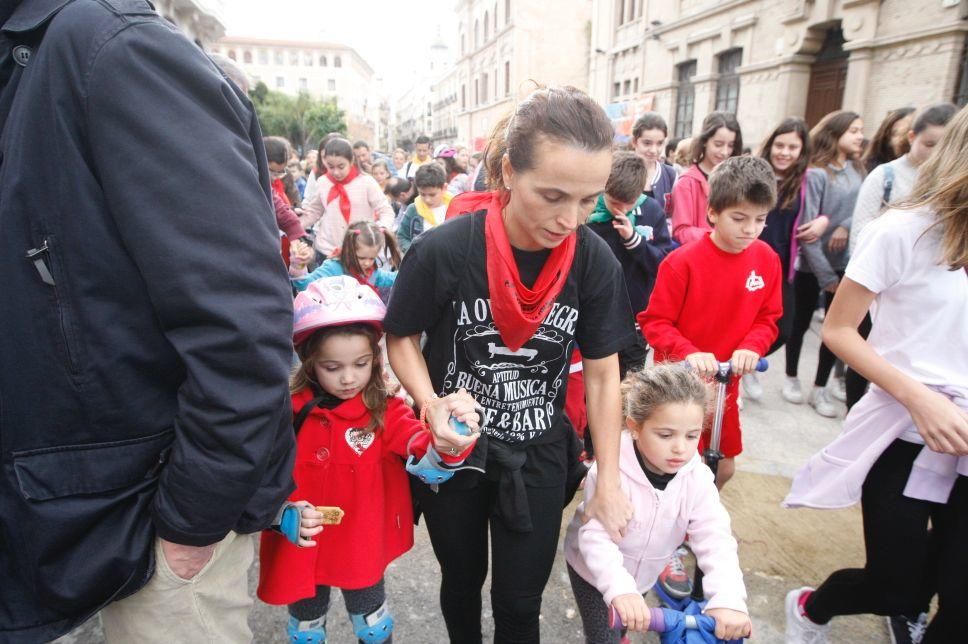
[323,137,355,164]
[263,136,291,165]
[632,112,668,139]
[810,110,865,176]
[292,323,388,433]
[484,85,615,193]
[441,155,463,181]
[341,221,402,273]
[690,112,743,165]
[911,102,958,136]
[862,107,915,172]
[280,172,301,208]
[315,132,344,175]
[665,138,681,160]
[759,117,812,210]
[385,176,411,199]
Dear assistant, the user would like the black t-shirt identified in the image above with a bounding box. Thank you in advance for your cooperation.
[634,448,675,490]
[385,212,636,444]
[760,197,801,277]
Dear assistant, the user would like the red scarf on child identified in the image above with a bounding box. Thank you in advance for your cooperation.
[454,191,576,351]
[326,165,361,223]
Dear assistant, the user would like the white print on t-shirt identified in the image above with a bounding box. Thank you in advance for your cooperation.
[446,297,574,442]
[745,270,765,292]
[345,427,374,455]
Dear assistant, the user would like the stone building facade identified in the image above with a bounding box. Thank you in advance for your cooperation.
[589,0,968,148]
[153,0,225,48]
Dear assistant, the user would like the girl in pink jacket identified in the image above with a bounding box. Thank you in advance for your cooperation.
[564,363,751,642]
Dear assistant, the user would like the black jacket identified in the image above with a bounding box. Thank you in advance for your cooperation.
[0,1,296,640]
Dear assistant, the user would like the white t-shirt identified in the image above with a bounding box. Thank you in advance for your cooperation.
[846,207,968,399]
[431,204,447,227]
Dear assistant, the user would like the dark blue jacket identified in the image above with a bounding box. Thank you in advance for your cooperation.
[0,1,296,640]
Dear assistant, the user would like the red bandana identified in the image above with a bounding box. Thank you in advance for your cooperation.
[455,191,576,351]
[326,165,361,223]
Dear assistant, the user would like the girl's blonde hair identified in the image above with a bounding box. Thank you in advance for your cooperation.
[899,104,968,270]
[621,363,712,425]
[291,324,389,433]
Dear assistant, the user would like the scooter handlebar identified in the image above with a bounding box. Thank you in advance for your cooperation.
[608,606,701,633]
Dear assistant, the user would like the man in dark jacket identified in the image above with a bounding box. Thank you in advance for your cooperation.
[0,1,296,641]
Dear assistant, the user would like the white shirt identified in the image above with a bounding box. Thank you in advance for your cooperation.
[846,207,968,400]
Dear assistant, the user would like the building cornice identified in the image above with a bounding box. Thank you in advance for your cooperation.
[842,22,968,52]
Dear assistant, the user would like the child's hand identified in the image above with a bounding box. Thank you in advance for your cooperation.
[685,352,719,378]
[425,389,481,455]
[292,501,325,547]
[290,239,313,268]
[908,387,968,455]
[705,607,752,641]
[612,593,650,632]
[730,349,760,376]
[827,225,849,253]
[611,213,634,241]
[795,215,829,242]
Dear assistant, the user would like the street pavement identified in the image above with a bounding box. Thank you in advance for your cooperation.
[59,321,896,643]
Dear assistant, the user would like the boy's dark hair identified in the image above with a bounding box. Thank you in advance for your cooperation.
[352,139,370,150]
[414,162,446,189]
[632,112,668,139]
[415,135,431,145]
[385,176,411,198]
[707,156,777,213]
[263,136,291,165]
[665,137,680,160]
[605,151,647,204]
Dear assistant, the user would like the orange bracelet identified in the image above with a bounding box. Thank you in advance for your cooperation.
[419,394,439,430]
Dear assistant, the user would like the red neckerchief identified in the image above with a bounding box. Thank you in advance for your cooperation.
[455,191,576,351]
[326,165,361,223]
[271,177,288,203]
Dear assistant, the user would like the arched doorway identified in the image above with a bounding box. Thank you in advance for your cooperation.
[805,27,849,127]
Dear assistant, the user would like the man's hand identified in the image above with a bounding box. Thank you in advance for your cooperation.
[159,538,216,581]
[582,479,632,541]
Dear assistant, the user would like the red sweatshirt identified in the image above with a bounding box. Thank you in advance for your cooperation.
[639,234,782,362]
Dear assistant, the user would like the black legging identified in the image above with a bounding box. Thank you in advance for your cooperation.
[415,452,567,643]
[845,313,873,409]
[804,440,961,642]
[765,279,795,356]
[785,270,840,386]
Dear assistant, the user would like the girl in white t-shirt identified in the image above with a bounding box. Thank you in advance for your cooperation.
[783,105,968,644]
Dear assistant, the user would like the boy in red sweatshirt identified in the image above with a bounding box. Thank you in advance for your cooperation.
[639,155,781,599]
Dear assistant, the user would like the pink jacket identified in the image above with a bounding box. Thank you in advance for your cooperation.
[564,432,747,613]
[670,164,710,245]
[784,385,968,509]
[299,172,394,255]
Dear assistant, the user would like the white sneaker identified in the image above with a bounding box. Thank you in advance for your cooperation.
[782,377,804,404]
[809,387,839,418]
[742,373,763,401]
[828,376,847,403]
[785,587,830,644]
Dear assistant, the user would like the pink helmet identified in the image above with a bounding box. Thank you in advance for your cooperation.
[293,276,386,345]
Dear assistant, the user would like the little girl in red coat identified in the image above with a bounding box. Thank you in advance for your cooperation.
[258,276,481,644]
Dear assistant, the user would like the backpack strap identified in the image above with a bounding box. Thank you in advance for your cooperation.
[881,164,895,206]
[292,383,329,434]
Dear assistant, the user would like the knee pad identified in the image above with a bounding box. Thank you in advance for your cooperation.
[350,601,394,644]
[286,615,326,644]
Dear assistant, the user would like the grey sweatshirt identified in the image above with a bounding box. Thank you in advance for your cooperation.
[797,162,864,288]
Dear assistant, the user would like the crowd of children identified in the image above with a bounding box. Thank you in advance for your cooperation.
[258,88,965,644]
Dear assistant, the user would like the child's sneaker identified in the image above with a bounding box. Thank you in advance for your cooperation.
[742,372,763,401]
[784,587,829,644]
[658,546,692,599]
[886,613,928,644]
[782,377,804,404]
[828,376,847,403]
[809,387,838,418]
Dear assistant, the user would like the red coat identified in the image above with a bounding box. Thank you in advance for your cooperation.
[258,390,425,603]
[670,164,711,245]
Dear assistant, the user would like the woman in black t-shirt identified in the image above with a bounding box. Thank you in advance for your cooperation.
[385,87,637,642]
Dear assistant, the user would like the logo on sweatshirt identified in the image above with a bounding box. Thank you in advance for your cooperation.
[745,270,765,292]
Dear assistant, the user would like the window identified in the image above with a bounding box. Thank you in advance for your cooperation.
[616,0,625,26]
[289,50,299,66]
[274,50,283,65]
[320,55,328,67]
[243,50,252,64]
[505,60,511,95]
[227,49,237,61]
[258,49,268,64]
[461,33,465,55]
[304,51,313,66]
[334,56,342,68]
[484,12,490,41]
[461,84,466,110]
[299,78,308,91]
[475,20,480,49]
[328,79,336,91]
[276,76,285,89]
[623,79,631,95]
[505,0,511,25]
[612,81,621,98]
[956,36,968,107]
[715,48,742,115]
[674,60,697,138]
[475,78,480,105]
[633,77,639,93]
[493,4,498,30]
[481,73,489,103]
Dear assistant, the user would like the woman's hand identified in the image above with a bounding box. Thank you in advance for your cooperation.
[907,387,968,456]
[611,213,634,241]
[705,608,752,641]
[827,225,849,253]
[611,593,650,632]
[425,389,481,455]
[582,480,633,541]
[795,216,829,243]
[685,352,719,378]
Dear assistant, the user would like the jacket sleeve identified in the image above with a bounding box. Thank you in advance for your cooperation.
[273,190,307,240]
[638,260,700,360]
[86,22,295,545]
[798,169,839,288]
[670,178,708,244]
[367,176,395,229]
[396,205,417,253]
[291,260,342,291]
[381,398,472,464]
[849,165,885,255]
[299,182,325,231]
[374,269,398,289]
[620,200,673,276]
[736,252,783,356]
[686,468,748,614]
